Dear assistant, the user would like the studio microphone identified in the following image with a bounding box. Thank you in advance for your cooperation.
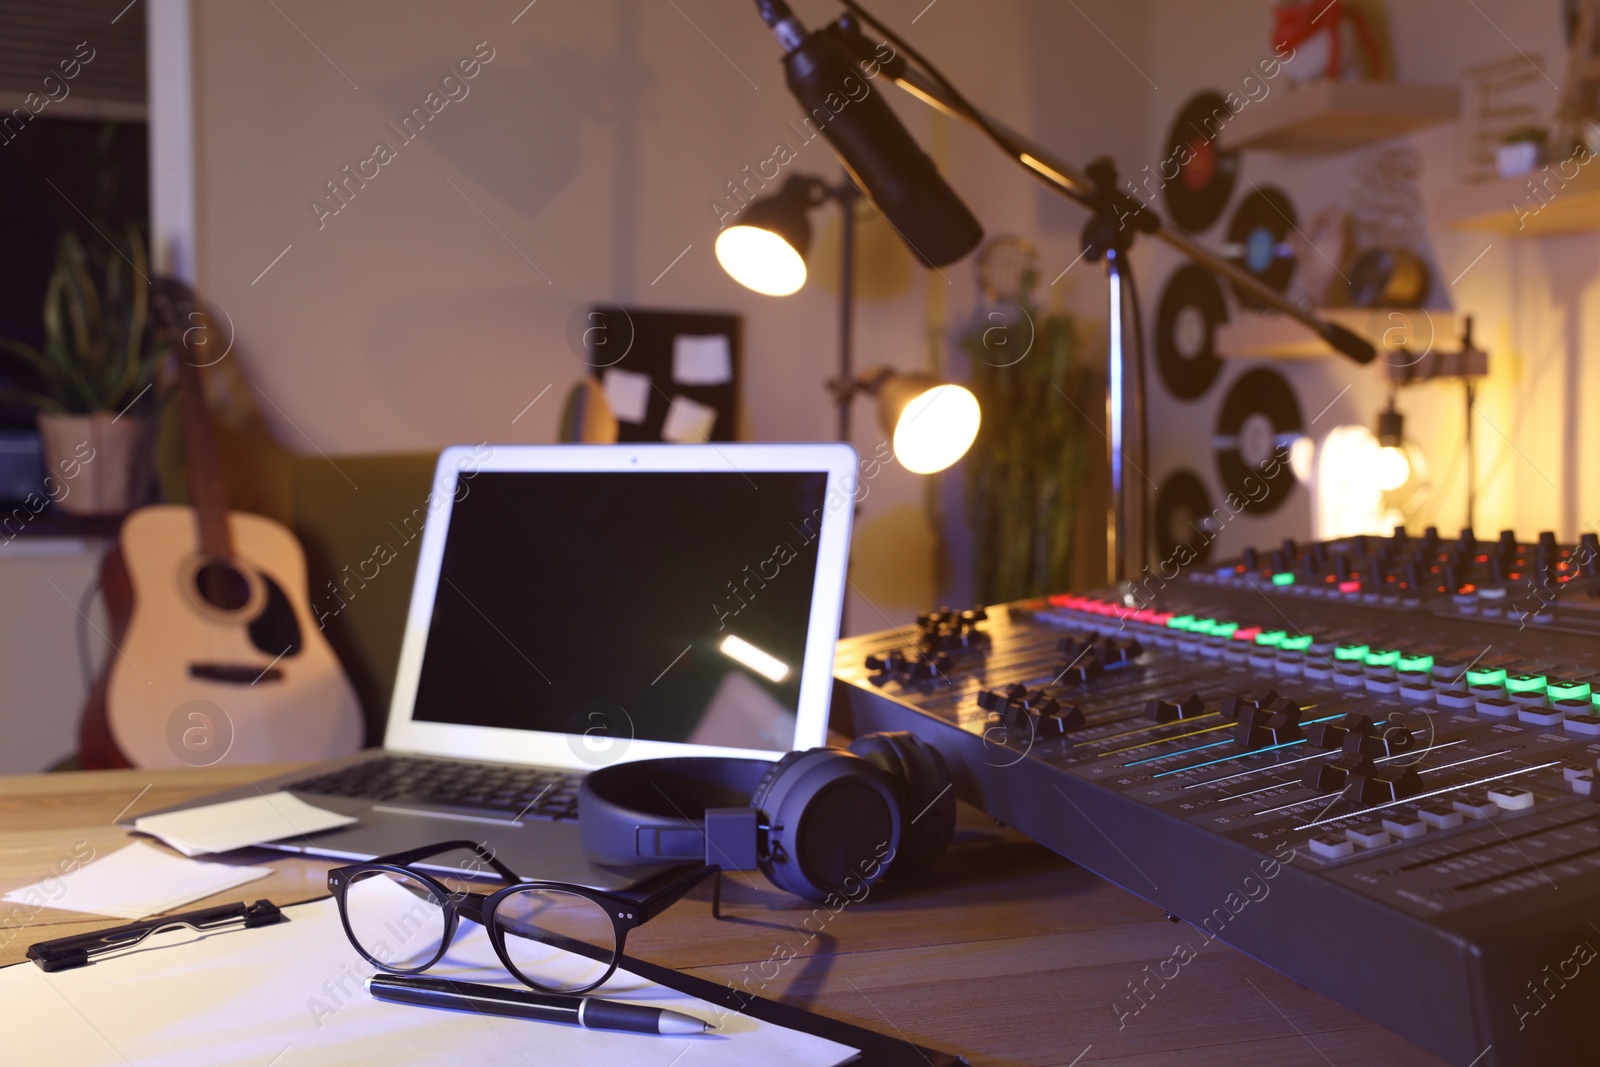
[752,0,983,268]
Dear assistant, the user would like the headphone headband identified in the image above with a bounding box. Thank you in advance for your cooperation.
[579,757,772,867]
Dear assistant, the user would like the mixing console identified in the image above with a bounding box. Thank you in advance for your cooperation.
[834,527,1600,1066]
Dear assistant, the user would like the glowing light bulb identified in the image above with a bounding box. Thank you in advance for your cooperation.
[891,384,981,474]
[714,226,807,296]
[1375,444,1411,491]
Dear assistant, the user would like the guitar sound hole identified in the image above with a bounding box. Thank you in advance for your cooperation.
[195,561,252,611]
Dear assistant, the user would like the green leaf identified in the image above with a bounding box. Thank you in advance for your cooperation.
[0,387,66,415]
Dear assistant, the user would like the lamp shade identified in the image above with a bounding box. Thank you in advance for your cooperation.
[715,178,815,296]
[874,371,981,475]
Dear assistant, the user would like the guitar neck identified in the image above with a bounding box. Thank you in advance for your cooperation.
[175,355,234,560]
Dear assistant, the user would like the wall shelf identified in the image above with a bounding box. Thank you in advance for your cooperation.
[1431,166,1600,236]
[1217,306,1457,359]
[1220,81,1460,155]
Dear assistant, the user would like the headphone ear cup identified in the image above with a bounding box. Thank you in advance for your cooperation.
[847,732,955,882]
[753,749,901,903]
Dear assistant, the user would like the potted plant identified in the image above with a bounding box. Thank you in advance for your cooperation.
[1497,126,1548,178]
[0,228,167,516]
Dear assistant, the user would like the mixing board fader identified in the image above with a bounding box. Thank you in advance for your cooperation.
[834,528,1600,1066]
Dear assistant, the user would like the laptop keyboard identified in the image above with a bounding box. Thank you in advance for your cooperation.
[285,756,584,820]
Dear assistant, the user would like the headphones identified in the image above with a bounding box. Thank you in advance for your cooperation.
[578,731,955,903]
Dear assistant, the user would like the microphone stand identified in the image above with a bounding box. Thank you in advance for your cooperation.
[882,62,1376,586]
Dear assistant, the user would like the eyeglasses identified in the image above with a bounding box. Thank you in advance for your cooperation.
[327,840,722,994]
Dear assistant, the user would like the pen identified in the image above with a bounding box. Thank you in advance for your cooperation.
[366,973,711,1035]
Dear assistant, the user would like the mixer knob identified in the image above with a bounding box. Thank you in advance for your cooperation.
[1342,721,1415,757]
[977,689,1004,711]
[1281,537,1298,559]
[1458,527,1477,553]
[1242,546,1259,569]
[1498,529,1517,553]
[1039,703,1085,736]
[1305,720,1347,750]
[865,654,886,672]
[1403,560,1423,592]
[1393,524,1408,541]
[1366,557,1386,588]
[1343,762,1422,805]
[1581,533,1600,575]
[1539,530,1558,554]
[1488,554,1507,583]
[1442,562,1459,594]
[962,606,988,626]
[1424,525,1440,543]
[1303,754,1366,792]
[1353,534,1371,555]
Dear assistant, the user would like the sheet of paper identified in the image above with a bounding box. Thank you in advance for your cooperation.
[1,842,270,920]
[602,367,652,424]
[133,791,356,857]
[661,394,718,443]
[672,333,733,385]
[2,892,858,1067]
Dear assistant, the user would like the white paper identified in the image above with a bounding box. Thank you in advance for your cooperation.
[602,367,652,424]
[1,842,270,920]
[133,791,356,857]
[661,394,718,443]
[2,892,858,1067]
[672,334,733,385]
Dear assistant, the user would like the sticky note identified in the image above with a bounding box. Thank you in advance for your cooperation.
[672,334,733,385]
[661,394,718,443]
[2,842,271,920]
[133,791,356,857]
[602,368,652,424]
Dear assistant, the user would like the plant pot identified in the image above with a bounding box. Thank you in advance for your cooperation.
[36,412,155,516]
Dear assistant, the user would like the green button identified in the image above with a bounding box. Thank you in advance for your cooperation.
[1204,620,1239,638]
[1397,654,1435,673]
[1279,634,1314,652]
[1334,644,1370,662]
[1271,572,1295,586]
[1255,630,1287,647]
[1168,615,1197,630]
[1466,667,1508,687]
[1364,649,1401,667]
[1506,673,1547,694]
[1547,680,1592,701]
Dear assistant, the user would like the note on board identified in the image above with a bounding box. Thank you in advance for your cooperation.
[661,395,719,443]
[602,367,653,425]
[673,334,734,385]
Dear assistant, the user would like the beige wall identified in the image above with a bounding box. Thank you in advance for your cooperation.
[174,0,1153,627]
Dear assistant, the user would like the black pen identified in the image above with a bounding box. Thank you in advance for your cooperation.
[366,973,711,1035]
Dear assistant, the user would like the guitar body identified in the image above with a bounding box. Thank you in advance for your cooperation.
[80,505,363,768]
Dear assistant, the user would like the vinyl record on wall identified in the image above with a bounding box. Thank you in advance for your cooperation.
[1153,468,1215,565]
[1212,367,1303,516]
[1223,187,1298,310]
[1155,264,1228,401]
[1161,91,1241,233]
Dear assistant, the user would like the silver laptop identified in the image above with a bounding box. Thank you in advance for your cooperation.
[133,442,860,887]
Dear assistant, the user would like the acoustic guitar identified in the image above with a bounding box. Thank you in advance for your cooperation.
[79,279,363,769]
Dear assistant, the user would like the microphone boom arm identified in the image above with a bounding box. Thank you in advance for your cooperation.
[886,65,1376,365]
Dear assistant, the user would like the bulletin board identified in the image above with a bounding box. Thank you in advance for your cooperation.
[584,306,742,443]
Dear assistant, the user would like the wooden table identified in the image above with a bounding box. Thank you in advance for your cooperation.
[0,765,1446,1066]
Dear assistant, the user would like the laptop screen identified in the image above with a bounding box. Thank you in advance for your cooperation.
[409,469,831,753]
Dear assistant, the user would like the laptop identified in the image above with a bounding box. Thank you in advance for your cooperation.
[132,442,860,887]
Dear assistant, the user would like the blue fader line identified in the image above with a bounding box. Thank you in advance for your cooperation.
[1123,712,1344,770]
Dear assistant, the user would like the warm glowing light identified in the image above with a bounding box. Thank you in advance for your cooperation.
[715,226,807,296]
[1374,444,1411,491]
[719,635,789,682]
[891,384,981,474]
